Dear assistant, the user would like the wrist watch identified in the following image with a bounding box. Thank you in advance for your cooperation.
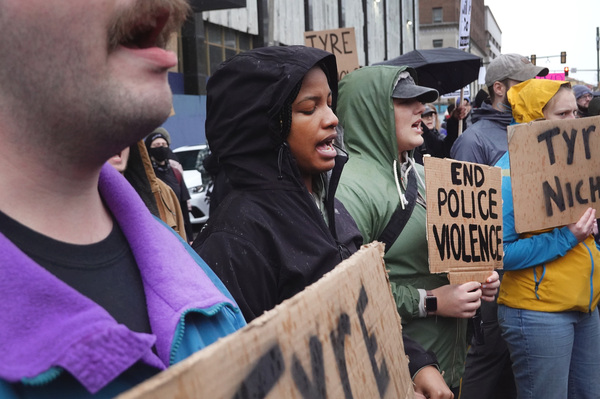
[425,290,437,315]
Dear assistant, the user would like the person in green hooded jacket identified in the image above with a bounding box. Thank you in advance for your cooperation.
[336,65,500,394]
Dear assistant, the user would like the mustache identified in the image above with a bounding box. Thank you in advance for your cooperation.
[107,0,191,50]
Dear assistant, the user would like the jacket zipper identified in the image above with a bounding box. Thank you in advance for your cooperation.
[169,303,230,365]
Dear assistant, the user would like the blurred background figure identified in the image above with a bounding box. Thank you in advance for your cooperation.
[573,84,593,117]
[108,142,188,241]
[589,96,600,117]
[145,129,193,241]
[414,103,467,165]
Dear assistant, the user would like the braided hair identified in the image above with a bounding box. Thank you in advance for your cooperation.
[279,61,333,141]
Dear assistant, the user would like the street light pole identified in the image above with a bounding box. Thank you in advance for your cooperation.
[596,27,599,88]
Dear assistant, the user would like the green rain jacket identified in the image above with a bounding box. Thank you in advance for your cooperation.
[336,65,467,388]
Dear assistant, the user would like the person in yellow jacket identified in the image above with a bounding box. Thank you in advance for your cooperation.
[496,79,600,399]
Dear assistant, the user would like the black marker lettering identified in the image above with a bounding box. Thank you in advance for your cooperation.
[538,127,560,165]
[562,129,577,165]
[233,344,285,399]
[356,286,389,398]
[542,177,566,216]
[582,125,596,159]
[291,336,326,399]
[330,314,354,399]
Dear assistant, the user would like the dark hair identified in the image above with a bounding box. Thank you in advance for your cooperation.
[488,78,511,103]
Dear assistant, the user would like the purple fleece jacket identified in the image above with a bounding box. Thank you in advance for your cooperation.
[0,164,236,393]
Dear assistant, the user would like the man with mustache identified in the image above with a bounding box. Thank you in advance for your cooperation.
[0,1,245,397]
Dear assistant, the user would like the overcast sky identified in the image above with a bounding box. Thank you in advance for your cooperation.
[483,0,600,87]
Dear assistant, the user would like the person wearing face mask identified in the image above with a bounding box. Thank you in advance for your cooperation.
[108,142,188,241]
[496,79,600,398]
[145,129,193,241]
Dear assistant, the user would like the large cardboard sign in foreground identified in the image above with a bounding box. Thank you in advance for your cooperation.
[507,116,600,233]
[304,27,359,80]
[118,243,413,399]
[424,157,503,284]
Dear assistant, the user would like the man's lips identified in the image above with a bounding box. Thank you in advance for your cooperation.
[120,46,178,69]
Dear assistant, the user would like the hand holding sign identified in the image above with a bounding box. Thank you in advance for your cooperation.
[567,207,597,242]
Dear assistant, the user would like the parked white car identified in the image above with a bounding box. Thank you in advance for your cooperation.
[173,145,211,225]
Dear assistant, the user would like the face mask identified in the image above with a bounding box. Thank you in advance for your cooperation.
[149,146,170,162]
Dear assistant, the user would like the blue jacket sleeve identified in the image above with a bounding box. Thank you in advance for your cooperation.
[502,173,579,270]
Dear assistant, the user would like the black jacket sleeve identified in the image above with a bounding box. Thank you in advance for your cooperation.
[403,334,439,378]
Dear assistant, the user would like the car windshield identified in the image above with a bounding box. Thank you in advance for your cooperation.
[177,150,200,171]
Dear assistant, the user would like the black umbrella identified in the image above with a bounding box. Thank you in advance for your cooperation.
[374,47,482,95]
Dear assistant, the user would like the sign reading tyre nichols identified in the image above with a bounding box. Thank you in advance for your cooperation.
[304,27,360,81]
[117,243,414,399]
[424,157,503,284]
[507,115,600,233]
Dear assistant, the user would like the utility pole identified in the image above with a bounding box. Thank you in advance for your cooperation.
[596,27,599,88]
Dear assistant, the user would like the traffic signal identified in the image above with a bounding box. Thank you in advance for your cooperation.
[561,51,566,64]
[564,66,569,77]
[530,54,536,65]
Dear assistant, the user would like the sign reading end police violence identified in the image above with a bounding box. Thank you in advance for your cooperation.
[424,157,503,284]
[507,115,600,233]
[117,243,414,399]
[304,27,359,81]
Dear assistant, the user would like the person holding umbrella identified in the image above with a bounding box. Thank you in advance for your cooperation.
[335,65,500,396]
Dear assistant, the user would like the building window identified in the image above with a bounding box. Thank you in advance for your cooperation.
[432,7,443,23]
[433,39,443,48]
[205,22,253,75]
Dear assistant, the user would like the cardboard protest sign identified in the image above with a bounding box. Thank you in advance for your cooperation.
[424,157,503,284]
[507,115,600,233]
[117,243,414,399]
[304,27,359,80]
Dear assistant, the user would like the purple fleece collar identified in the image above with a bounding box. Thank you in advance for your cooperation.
[0,164,235,393]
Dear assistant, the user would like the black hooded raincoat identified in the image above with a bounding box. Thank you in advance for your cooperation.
[192,46,362,322]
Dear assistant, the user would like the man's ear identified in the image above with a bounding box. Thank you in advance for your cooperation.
[492,81,507,99]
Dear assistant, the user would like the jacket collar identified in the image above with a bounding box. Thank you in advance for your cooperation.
[0,164,235,393]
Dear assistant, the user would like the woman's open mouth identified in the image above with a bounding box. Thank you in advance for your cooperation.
[316,135,338,158]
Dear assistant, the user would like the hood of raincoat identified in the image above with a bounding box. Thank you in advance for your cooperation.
[338,65,419,169]
[508,79,569,123]
[205,45,338,194]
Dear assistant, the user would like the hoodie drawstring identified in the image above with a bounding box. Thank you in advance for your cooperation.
[394,154,426,210]
[277,143,287,180]
[393,159,407,210]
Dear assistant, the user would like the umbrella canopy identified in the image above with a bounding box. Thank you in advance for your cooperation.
[375,47,482,95]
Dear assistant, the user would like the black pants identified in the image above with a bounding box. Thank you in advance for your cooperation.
[459,298,517,399]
